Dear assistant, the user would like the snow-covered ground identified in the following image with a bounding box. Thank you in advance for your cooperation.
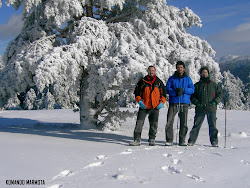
[0,108,250,188]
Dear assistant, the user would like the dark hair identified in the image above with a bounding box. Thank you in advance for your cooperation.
[148,65,156,70]
[199,66,210,74]
[176,61,185,69]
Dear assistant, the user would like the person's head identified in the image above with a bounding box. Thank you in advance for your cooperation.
[176,61,185,75]
[147,66,156,77]
[199,67,210,78]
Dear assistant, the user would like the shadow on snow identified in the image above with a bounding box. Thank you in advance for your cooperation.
[0,117,139,146]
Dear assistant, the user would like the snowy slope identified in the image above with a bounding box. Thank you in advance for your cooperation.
[0,109,250,188]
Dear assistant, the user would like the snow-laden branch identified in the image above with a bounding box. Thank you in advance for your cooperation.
[27,34,57,53]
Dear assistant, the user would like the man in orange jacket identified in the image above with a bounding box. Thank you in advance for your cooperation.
[130,66,167,146]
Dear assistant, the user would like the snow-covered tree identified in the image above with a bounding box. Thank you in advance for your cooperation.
[245,87,250,110]
[0,55,3,70]
[222,71,247,110]
[0,0,222,129]
[23,88,37,110]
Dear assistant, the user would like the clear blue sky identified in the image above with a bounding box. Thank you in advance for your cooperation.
[0,0,250,58]
[167,0,250,58]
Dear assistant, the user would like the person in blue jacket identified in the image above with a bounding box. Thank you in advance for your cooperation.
[165,61,194,146]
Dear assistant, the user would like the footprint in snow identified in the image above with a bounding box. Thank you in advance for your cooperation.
[163,153,173,158]
[52,170,75,180]
[112,174,134,180]
[172,159,182,165]
[118,167,128,171]
[84,161,104,169]
[241,160,249,165]
[186,174,206,183]
[161,165,182,174]
[46,184,63,188]
[120,149,133,155]
[230,146,239,149]
[95,155,108,160]
[177,151,184,154]
[213,152,223,156]
[113,173,148,184]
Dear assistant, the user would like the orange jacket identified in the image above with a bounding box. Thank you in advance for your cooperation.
[134,76,167,109]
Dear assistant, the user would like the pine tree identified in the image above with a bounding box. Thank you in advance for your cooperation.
[23,88,37,110]
[222,71,246,110]
[0,0,222,129]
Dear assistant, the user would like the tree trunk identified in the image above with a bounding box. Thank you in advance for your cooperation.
[86,0,94,18]
[79,67,103,127]
[79,67,91,127]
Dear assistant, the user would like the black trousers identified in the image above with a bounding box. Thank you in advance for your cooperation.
[133,108,159,141]
[188,111,218,144]
[165,104,189,143]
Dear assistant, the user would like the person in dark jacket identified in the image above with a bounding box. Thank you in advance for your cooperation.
[130,65,167,146]
[188,67,223,147]
[165,61,195,146]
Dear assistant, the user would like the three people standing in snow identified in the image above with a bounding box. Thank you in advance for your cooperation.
[130,62,222,147]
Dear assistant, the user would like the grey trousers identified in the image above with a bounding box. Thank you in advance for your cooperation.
[188,111,218,144]
[133,108,159,141]
[165,104,189,143]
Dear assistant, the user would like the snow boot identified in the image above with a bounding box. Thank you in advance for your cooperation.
[129,140,141,146]
[179,142,187,146]
[187,142,194,146]
[149,139,156,146]
[165,142,173,146]
[211,142,218,147]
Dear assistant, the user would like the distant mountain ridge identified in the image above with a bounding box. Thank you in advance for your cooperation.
[217,55,250,85]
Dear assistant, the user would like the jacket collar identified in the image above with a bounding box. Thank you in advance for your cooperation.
[200,75,211,84]
[143,75,157,85]
[174,71,186,78]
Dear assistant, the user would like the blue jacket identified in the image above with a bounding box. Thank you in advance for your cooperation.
[166,72,194,104]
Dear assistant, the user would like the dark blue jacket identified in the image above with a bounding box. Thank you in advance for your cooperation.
[166,72,194,104]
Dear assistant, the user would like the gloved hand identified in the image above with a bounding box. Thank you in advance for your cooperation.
[176,88,183,96]
[139,100,147,109]
[156,102,163,109]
